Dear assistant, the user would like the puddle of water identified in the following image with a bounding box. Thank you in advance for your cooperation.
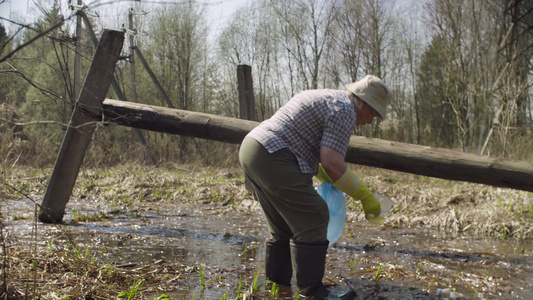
[3,198,533,299]
[332,223,533,299]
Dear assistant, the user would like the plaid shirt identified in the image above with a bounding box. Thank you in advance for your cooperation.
[247,89,356,174]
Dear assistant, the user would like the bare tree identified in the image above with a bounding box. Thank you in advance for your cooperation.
[331,0,364,83]
[423,0,532,157]
[144,1,209,159]
[218,1,285,120]
[490,0,533,157]
[425,0,484,151]
[269,0,337,91]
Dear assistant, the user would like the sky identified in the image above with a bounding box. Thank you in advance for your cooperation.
[0,0,250,35]
[0,0,33,23]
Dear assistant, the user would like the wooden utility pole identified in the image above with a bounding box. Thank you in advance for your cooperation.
[39,30,125,223]
[135,48,174,108]
[73,0,82,101]
[236,65,256,191]
[127,8,157,165]
[237,65,256,121]
[101,98,533,193]
[128,8,137,105]
[82,10,157,165]
[134,47,206,159]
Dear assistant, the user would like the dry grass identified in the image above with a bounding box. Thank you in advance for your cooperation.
[1,238,191,299]
[348,165,533,242]
[3,163,532,241]
[1,163,532,299]
[0,164,248,299]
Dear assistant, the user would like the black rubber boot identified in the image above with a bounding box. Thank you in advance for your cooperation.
[290,240,329,297]
[265,239,292,286]
[297,283,356,299]
[291,240,356,299]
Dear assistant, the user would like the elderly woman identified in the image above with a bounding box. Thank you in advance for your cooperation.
[239,75,392,299]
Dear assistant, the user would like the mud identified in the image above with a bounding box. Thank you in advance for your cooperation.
[2,165,533,299]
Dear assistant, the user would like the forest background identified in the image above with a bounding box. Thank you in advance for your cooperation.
[0,0,532,169]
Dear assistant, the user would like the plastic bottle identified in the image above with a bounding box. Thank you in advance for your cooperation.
[365,194,392,225]
[316,182,346,247]
[436,288,467,299]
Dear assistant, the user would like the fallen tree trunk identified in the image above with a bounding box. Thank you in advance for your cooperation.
[102,99,533,192]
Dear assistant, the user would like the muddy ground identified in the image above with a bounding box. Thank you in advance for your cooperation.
[1,164,533,299]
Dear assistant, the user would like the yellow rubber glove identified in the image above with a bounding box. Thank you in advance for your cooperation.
[316,164,332,183]
[331,168,382,223]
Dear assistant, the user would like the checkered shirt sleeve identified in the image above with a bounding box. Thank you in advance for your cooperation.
[246,89,356,174]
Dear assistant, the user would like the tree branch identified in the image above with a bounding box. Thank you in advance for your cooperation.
[0,17,65,64]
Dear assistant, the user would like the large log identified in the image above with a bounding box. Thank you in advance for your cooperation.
[102,99,533,192]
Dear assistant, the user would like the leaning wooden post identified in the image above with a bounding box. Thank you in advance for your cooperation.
[39,29,125,223]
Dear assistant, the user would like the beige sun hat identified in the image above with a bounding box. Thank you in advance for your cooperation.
[345,75,392,118]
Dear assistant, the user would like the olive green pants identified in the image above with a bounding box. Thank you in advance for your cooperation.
[239,137,329,242]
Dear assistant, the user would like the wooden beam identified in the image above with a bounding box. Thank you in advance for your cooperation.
[101,99,533,193]
[102,99,257,144]
[345,137,533,192]
[39,30,125,223]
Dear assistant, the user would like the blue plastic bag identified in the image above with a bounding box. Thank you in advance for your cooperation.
[316,182,346,247]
